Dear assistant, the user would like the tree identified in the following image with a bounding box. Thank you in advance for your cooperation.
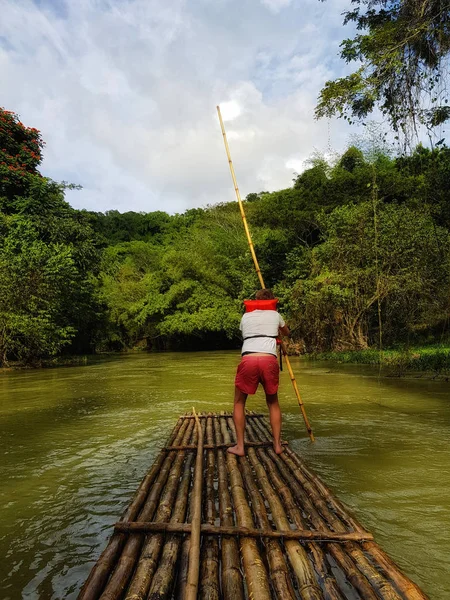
[0,108,45,203]
[0,108,102,365]
[316,0,450,144]
[0,218,77,363]
[285,202,450,351]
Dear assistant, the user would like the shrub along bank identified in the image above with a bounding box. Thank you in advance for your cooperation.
[308,346,450,378]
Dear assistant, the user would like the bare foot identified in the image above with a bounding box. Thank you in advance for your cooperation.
[227,445,245,456]
[273,442,284,455]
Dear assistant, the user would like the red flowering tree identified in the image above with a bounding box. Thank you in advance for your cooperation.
[0,107,45,201]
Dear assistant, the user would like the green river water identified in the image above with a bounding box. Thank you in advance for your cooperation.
[0,351,449,599]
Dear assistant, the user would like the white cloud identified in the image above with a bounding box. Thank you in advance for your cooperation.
[260,0,292,14]
[0,0,359,213]
[285,157,304,173]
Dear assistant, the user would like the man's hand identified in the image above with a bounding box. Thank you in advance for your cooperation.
[279,324,290,337]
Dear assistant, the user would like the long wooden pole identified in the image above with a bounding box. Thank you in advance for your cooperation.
[114,522,373,542]
[185,408,204,600]
[216,107,264,288]
[217,105,315,442]
[199,415,220,599]
[220,417,272,599]
[213,418,245,600]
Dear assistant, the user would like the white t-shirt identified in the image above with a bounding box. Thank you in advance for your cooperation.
[240,310,285,356]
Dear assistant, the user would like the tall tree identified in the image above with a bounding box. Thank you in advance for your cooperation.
[316,0,450,144]
[0,108,101,365]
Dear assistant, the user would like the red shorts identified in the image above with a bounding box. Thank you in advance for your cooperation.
[235,354,280,395]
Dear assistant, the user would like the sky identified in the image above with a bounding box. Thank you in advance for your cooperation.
[0,0,361,214]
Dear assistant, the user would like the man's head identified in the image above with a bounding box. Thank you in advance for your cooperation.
[255,289,275,300]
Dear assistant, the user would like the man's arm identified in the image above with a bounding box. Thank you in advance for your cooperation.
[279,324,290,337]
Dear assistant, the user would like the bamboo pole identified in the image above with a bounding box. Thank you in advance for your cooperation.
[164,440,287,450]
[278,442,428,599]
[113,419,195,600]
[257,433,403,599]
[280,346,315,441]
[236,456,298,600]
[250,417,397,599]
[216,105,315,442]
[146,425,198,600]
[278,441,428,600]
[219,417,272,599]
[246,418,345,597]
[229,425,323,600]
[183,413,264,419]
[199,415,220,600]
[245,419,353,600]
[361,545,429,600]
[216,106,264,288]
[115,522,373,542]
[78,419,185,600]
[185,408,204,600]
[213,417,245,600]
[176,414,207,600]
[175,517,191,600]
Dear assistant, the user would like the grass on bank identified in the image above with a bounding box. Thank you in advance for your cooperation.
[308,345,450,378]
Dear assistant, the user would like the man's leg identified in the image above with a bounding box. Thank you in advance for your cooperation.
[228,386,247,456]
[265,393,283,454]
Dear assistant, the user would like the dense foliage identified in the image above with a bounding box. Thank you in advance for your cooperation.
[0,108,102,365]
[1,107,449,364]
[316,0,450,143]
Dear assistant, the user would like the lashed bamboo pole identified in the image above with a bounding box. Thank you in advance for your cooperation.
[78,419,185,600]
[175,520,191,600]
[227,423,323,600]
[278,439,428,599]
[283,455,401,599]
[199,415,220,600]
[245,419,354,600]
[213,417,245,600]
[164,440,288,450]
[217,105,314,442]
[116,419,195,600]
[250,417,390,599]
[176,418,204,600]
[280,446,398,597]
[185,408,204,600]
[246,417,346,599]
[183,413,264,419]
[114,522,373,542]
[237,456,297,600]
[219,417,272,599]
[251,419,403,600]
[281,443,428,600]
[146,424,198,600]
[361,546,429,600]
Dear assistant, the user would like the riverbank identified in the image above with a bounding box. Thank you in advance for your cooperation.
[3,345,450,380]
[0,355,91,371]
[307,345,450,379]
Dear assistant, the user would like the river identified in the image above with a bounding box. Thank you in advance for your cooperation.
[0,352,449,599]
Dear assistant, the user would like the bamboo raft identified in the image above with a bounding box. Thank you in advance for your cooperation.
[78,411,428,600]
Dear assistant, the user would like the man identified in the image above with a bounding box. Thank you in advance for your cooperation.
[228,289,289,456]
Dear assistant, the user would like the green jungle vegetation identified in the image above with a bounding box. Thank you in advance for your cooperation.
[1,107,450,371]
[2,0,450,372]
